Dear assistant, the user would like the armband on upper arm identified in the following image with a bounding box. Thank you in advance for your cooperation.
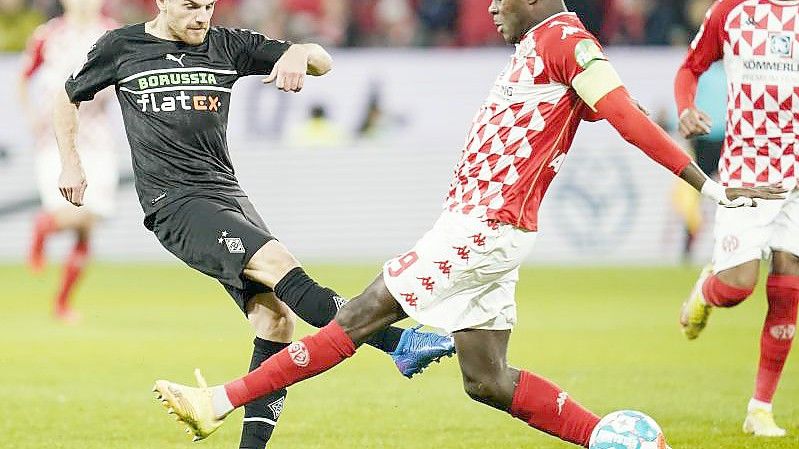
[572,60,624,111]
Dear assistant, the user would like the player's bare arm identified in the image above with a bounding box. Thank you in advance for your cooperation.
[53,87,87,207]
[573,59,786,207]
[263,43,332,93]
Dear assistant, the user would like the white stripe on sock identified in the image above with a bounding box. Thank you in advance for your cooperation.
[243,417,277,426]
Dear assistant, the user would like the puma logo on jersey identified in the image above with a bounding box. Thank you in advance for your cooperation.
[165,53,186,67]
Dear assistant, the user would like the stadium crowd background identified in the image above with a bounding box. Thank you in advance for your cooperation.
[1,0,716,51]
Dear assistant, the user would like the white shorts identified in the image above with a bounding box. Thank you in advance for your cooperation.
[712,189,799,273]
[382,211,538,334]
[36,146,119,218]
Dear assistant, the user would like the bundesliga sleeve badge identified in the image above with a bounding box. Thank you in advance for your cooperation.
[575,39,607,69]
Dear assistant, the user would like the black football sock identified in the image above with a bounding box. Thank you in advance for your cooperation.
[239,338,289,449]
[274,267,402,353]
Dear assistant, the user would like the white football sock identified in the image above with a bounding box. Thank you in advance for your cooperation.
[748,398,772,413]
[210,385,234,418]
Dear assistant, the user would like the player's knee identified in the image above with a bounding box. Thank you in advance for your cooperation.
[462,375,503,406]
[245,240,301,288]
[334,279,405,344]
[772,251,799,277]
[715,266,758,302]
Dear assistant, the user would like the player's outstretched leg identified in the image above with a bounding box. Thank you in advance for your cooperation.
[680,262,756,339]
[247,242,455,375]
[153,276,407,441]
[453,328,600,447]
[744,252,799,437]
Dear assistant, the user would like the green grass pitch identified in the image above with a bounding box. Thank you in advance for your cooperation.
[0,263,796,449]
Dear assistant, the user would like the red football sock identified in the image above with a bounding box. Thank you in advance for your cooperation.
[55,240,89,314]
[754,275,799,403]
[225,321,356,408]
[30,212,57,271]
[702,274,752,307]
[510,371,600,448]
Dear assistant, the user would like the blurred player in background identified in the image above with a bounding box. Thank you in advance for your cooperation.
[676,0,799,437]
[54,1,454,448]
[153,0,783,446]
[19,0,118,323]
[671,61,725,262]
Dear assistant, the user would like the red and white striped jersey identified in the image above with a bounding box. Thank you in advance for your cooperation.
[445,12,600,231]
[683,0,799,188]
[22,16,117,148]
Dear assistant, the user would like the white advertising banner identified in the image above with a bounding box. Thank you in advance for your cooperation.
[0,47,711,264]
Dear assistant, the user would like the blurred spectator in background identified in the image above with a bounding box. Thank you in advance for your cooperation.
[0,0,44,51]
[348,0,416,47]
[456,0,502,46]
[4,0,706,49]
[356,83,408,144]
[416,0,458,46]
[260,0,349,46]
[285,104,348,149]
[565,0,605,38]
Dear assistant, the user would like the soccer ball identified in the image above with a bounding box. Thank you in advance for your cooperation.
[588,410,667,449]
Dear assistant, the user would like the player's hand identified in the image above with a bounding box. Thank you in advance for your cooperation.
[678,107,712,138]
[722,185,788,208]
[58,164,87,207]
[263,45,309,93]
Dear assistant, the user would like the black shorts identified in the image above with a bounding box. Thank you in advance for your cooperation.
[146,194,275,313]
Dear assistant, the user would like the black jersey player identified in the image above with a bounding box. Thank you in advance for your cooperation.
[52,1,455,448]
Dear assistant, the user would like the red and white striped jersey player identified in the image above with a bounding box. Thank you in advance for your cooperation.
[20,0,119,322]
[22,12,119,219]
[152,3,784,447]
[675,0,799,438]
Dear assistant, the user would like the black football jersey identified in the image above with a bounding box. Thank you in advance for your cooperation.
[66,23,291,215]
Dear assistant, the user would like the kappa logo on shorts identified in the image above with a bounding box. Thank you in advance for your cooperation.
[417,276,435,292]
[217,230,246,254]
[400,292,418,308]
[469,233,487,247]
[288,341,310,367]
[434,260,452,278]
[453,245,471,262]
[268,396,285,419]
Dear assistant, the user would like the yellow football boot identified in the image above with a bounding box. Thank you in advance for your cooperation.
[153,369,225,441]
[680,265,714,340]
[743,408,787,437]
